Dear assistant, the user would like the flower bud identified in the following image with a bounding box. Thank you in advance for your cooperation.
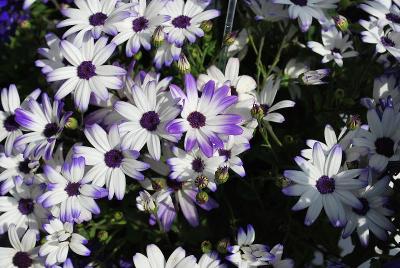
[65,117,79,130]
[201,240,212,253]
[20,20,31,29]
[196,191,209,204]
[177,54,191,74]
[215,166,229,184]
[346,115,361,130]
[223,31,238,46]
[333,15,349,32]
[152,26,165,47]
[216,238,230,254]
[151,178,165,191]
[300,69,330,85]
[114,211,124,221]
[195,175,209,189]
[200,20,213,33]
[97,230,109,242]
[251,104,264,120]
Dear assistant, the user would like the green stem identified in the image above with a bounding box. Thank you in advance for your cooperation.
[265,122,283,147]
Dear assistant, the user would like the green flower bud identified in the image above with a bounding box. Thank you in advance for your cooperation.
[216,238,230,254]
[196,191,209,204]
[346,115,361,130]
[152,178,166,191]
[200,20,213,33]
[215,167,229,184]
[65,117,79,130]
[195,175,209,189]
[114,211,124,221]
[251,104,264,121]
[201,240,212,253]
[177,54,191,74]
[334,15,349,32]
[97,230,109,242]
[152,26,165,47]
[223,31,238,46]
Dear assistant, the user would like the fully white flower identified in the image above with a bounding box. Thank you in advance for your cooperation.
[47,37,126,112]
[57,0,130,46]
[74,124,149,200]
[114,80,181,160]
[0,183,48,236]
[360,0,400,32]
[39,218,90,266]
[133,244,199,268]
[283,144,366,227]
[307,27,358,67]
[37,157,108,223]
[0,224,44,268]
[272,0,339,32]
[162,0,220,47]
[112,0,170,56]
[226,224,273,268]
[269,244,294,268]
[198,252,226,268]
[342,176,395,246]
[352,107,400,172]
[246,0,288,22]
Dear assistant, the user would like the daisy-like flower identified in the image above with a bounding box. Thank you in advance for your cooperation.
[253,76,295,124]
[360,0,400,32]
[0,84,41,156]
[352,106,400,172]
[74,124,149,200]
[283,144,366,227]
[0,152,42,195]
[227,29,249,60]
[162,0,220,47]
[0,183,48,236]
[282,58,309,99]
[14,93,72,160]
[167,146,225,191]
[0,224,43,268]
[114,80,181,160]
[268,244,294,268]
[47,37,126,112]
[216,136,250,177]
[342,176,395,246]
[246,0,288,22]
[112,0,170,56]
[35,33,65,75]
[133,244,198,268]
[197,58,257,102]
[226,224,274,268]
[39,218,90,266]
[198,252,226,268]
[37,157,108,223]
[167,74,243,157]
[360,19,400,59]
[57,0,130,46]
[272,0,339,32]
[307,27,358,67]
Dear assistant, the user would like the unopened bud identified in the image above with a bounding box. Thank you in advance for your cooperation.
[200,20,213,33]
[20,20,31,29]
[216,238,230,254]
[223,31,238,46]
[333,15,349,32]
[65,117,78,130]
[215,166,229,184]
[300,69,330,85]
[97,230,109,242]
[346,115,361,130]
[251,104,264,120]
[196,191,209,204]
[114,211,124,221]
[195,175,209,189]
[201,240,212,253]
[152,26,165,47]
[151,178,165,191]
[177,54,191,74]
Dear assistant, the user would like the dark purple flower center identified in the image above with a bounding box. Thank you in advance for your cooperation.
[43,123,59,138]
[18,159,31,174]
[187,111,206,129]
[218,149,231,160]
[89,12,107,26]
[77,61,96,80]
[18,198,34,215]
[331,48,341,54]
[260,104,270,114]
[65,182,81,196]
[172,15,191,28]
[386,13,400,24]
[375,137,395,157]
[132,16,149,32]
[230,86,238,96]
[13,252,32,268]
[192,157,205,173]
[4,114,19,132]
[353,197,370,216]
[316,175,335,194]
[140,111,160,131]
[381,36,395,47]
[104,149,124,168]
[167,179,183,191]
[290,0,307,6]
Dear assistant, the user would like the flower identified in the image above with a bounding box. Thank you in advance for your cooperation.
[342,176,395,246]
[198,252,227,268]
[360,0,400,32]
[114,79,181,160]
[227,29,249,60]
[162,0,220,46]
[0,183,48,236]
[133,244,198,268]
[307,28,358,67]
[0,224,43,268]
[39,218,90,266]
[352,107,400,172]
[74,124,149,200]
[15,93,72,160]
[36,33,65,75]
[216,136,250,177]
[300,69,330,85]
[253,76,295,124]
[46,37,126,112]
[112,0,170,56]
[246,0,287,22]
[167,146,225,191]
[136,190,157,213]
[269,244,294,268]
[283,144,366,227]
[167,74,243,157]
[57,0,128,46]
[226,224,274,267]
[0,84,41,156]
[272,0,339,32]
[37,157,108,223]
